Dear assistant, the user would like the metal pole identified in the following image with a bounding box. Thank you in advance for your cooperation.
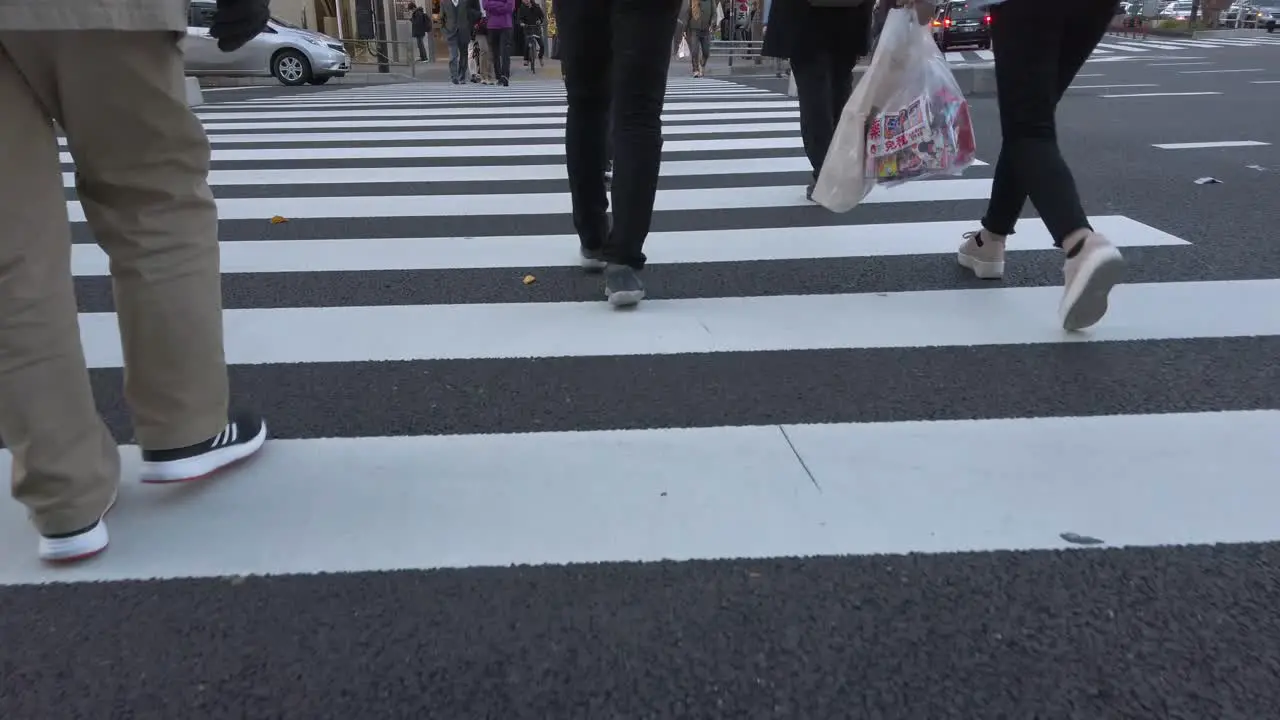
[371,0,390,72]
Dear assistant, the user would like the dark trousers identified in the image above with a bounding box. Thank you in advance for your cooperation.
[789,49,856,181]
[450,31,470,81]
[415,35,427,61]
[688,28,711,70]
[982,0,1113,246]
[556,0,681,269]
[487,27,512,81]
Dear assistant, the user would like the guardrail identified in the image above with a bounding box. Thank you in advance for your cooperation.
[336,38,419,77]
[708,39,764,68]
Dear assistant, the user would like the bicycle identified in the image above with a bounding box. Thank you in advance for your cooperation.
[522,23,544,73]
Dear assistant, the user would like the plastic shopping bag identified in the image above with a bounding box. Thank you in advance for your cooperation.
[812,8,977,213]
[678,35,690,60]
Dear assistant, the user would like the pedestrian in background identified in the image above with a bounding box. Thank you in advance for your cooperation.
[411,2,434,62]
[482,0,515,86]
[760,0,789,77]
[474,11,496,83]
[929,0,1126,330]
[441,0,476,84]
[761,0,873,201]
[0,0,269,563]
[680,0,715,77]
[557,0,682,307]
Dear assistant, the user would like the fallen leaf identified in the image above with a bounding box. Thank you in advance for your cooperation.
[1060,532,1104,546]
[522,274,536,285]
[270,215,289,224]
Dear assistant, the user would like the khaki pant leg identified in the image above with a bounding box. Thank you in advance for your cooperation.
[45,31,229,451]
[0,35,120,535]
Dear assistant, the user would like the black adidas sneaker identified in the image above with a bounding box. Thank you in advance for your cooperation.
[139,410,268,484]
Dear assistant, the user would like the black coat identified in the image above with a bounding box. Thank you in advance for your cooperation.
[761,0,873,61]
[411,7,431,37]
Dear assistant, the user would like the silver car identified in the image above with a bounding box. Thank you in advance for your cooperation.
[184,1,351,86]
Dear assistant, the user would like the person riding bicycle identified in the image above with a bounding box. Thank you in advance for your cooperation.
[517,0,545,60]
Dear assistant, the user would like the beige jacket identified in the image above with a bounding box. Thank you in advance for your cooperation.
[0,0,187,31]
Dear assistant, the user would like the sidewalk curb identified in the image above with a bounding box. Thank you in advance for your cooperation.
[196,72,421,88]
[703,61,996,96]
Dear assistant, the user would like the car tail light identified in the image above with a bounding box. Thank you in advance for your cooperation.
[931,18,942,26]
[943,17,951,27]
[984,14,991,23]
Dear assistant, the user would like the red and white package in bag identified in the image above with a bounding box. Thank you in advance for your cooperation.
[863,68,976,187]
[812,8,977,212]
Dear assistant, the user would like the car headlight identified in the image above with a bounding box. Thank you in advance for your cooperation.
[302,37,324,47]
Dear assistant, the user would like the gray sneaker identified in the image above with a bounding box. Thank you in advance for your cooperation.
[580,247,607,272]
[604,264,645,307]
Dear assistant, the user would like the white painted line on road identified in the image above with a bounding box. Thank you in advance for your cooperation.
[974,49,994,60]
[1130,41,1196,49]
[194,99,798,121]
[1153,141,1270,150]
[1096,42,1148,52]
[215,91,770,110]
[61,157,989,188]
[59,122,802,146]
[191,110,803,131]
[64,158,808,187]
[73,279,1280,367]
[65,217,1185,276]
[1179,68,1263,74]
[1070,84,1158,90]
[68,180,1000,222]
[7,410,1277,584]
[62,136,807,163]
[1147,61,1212,66]
[1251,80,1280,84]
[1101,91,1221,98]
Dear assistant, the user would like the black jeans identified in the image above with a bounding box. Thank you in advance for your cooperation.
[983,0,1114,246]
[789,49,856,181]
[557,0,681,269]
[487,27,512,81]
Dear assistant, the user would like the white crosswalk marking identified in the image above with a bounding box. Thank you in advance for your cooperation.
[4,75,1277,589]
[946,31,1280,62]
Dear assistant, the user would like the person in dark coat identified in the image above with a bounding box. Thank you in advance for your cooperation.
[761,0,873,200]
[411,4,433,62]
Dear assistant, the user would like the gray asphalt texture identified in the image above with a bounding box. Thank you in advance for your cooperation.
[11,45,1280,717]
[4,545,1280,718]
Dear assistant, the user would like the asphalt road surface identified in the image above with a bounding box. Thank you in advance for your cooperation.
[4,46,1280,719]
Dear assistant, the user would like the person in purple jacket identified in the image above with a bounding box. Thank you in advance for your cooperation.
[482,0,515,85]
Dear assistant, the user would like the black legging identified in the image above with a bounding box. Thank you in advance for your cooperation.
[981,0,1114,246]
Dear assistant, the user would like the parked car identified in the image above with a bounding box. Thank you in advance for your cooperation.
[183,1,351,86]
[931,1,992,51]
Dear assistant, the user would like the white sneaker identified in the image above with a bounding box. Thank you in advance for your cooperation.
[1060,231,1125,331]
[957,228,1007,280]
[38,491,116,563]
